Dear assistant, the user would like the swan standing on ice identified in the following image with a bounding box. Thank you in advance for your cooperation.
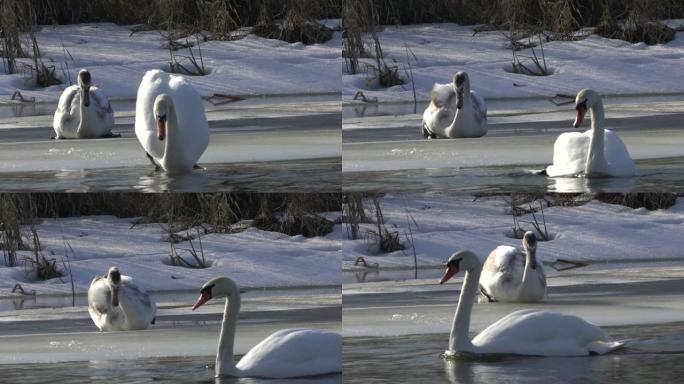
[192,277,342,378]
[53,69,115,139]
[421,71,487,139]
[88,267,156,331]
[479,231,546,302]
[439,250,622,357]
[546,89,635,177]
[135,70,209,174]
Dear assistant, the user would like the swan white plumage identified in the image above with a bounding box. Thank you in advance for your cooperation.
[439,250,622,357]
[546,89,635,177]
[53,69,115,139]
[479,231,546,303]
[135,69,209,174]
[87,267,156,331]
[421,71,487,139]
[192,277,341,378]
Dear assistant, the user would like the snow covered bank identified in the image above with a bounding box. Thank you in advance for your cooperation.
[343,22,684,103]
[342,193,684,270]
[0,215,342,296]
[1,22,341,103]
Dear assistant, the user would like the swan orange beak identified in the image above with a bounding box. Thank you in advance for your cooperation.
[573,106,586,128]
[156,116,167,141]
[192,291,211,311]
[439,264,459,284]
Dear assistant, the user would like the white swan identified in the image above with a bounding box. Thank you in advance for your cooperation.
[87,267,156,331]
[546,89,635,177]
[53,69,115,139]
[479,231,546,303]
[421,71,487,139]
[192,277,341,378]
[135,69,209,174]
[439,250,622,357]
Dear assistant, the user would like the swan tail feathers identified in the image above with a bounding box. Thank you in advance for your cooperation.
[421,121,436,139]
[587,340,623,355]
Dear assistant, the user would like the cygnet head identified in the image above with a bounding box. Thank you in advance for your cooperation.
[573,89,600,128]
[78,69,92,107]
[192,277,240,311]
[106,266,122,306]
[439,250,481,284]
[153,94,173,141]
[452,71,469,109]
[522,231,538,269]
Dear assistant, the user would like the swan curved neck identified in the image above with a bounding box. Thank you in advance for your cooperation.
[110,282,120,307]
[161,101,184,168]
[216,289,241,377]
[449,267,480,352]
[77,87,87,135]
[520,247,537,288]
[585,99,607,175]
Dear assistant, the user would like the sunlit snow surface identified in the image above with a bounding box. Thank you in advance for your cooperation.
[343,21,684,103]
[0,215,342,296]
[2,23,340,101]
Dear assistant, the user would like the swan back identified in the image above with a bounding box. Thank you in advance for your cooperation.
[135,70,209,172]
[471,309,620,356]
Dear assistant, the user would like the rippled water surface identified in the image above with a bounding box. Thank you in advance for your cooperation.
[343,157,684,193]
[0,356,341,384]
[0,158,340,192]
[343,323,684,384]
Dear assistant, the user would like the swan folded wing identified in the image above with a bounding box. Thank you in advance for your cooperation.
[546,132,588,177]
[488,246,520,272]
[430,83,455,108]
[470,90,487,123]
[89,86,114,120]
[88,276,111,314]
[236,329,341,378]
[54,86,81,135]
[56,85,80,115]
[603,129,635,176]
[118,277,156,328]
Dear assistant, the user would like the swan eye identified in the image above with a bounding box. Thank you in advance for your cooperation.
[447,258,461,268]
[156,115,167,123]
[576,99,587,111]
[200,284,215,297]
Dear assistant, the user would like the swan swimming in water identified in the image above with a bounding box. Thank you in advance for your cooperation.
[440,250,622,357]
[546,89,635,178]
[192,277,341,378]
[87,267,156,331]
[479,231,546,303]
[135,69,209,174]
[421,71,487,139]
[53,69,115,139]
